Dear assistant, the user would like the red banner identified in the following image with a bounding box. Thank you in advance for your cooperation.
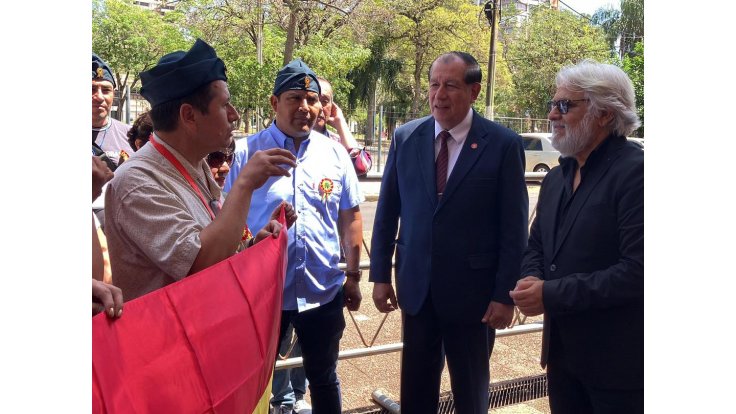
[92,219,286,413]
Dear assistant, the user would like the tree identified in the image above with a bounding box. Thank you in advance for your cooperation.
[591,0,643,59]
[622,40,644,136]
[591,6,621,56]
[618,0,643,58]
[504,7,610,118]
[92,0,187,121]
[385,0,470,116]
[346,36,403,144]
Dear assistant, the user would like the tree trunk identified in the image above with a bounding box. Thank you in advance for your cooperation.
[366,84,376,146]
[256,0,264,131]
[283,1,298,65]
[411,49,423,117]
[244,109,252,134]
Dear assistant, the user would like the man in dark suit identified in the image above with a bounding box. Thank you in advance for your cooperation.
[369,52,528,414]
[510,60,644,413]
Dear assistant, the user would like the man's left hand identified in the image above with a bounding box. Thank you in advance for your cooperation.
[509,276,545,316]
[482,301,515,329]
[253,220,283,244]
[343,278,362,311]
[270,201,298,229]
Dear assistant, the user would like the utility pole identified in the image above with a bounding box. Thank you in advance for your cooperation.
[483,0,500,120]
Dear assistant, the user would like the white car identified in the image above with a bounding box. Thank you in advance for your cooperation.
[520,133,560,173]
[627,137,644,149]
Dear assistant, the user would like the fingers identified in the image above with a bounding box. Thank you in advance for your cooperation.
[344,280,362,311]
[481,304,493,324]
[110,284,124,317]
[372,284,398,313]
[92,279,123,318]
[269,220,282,238]
[272,202,298,228]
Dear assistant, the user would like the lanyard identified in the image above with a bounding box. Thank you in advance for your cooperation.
[149,135,217,221]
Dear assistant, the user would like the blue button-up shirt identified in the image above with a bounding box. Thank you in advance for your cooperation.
[224,123,363,312]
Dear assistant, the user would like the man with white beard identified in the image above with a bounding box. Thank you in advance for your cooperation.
[510,60,644,413]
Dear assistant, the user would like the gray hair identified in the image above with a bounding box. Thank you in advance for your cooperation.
[556,59,640,136]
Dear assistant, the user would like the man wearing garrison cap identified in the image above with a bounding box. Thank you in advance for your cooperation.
[225,59,364,414]
[92,53,133,167]
[104,39,297,301]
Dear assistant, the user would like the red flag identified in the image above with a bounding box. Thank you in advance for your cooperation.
[93,215,286,413]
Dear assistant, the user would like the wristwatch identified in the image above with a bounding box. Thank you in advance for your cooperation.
[345,270,362,281]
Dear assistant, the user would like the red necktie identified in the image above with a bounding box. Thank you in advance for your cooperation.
[436,130,451,199]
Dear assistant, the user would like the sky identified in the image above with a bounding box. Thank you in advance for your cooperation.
[557,0,620,16]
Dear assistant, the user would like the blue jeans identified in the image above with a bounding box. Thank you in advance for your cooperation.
[276,290,345,414]
[271,323,308,407]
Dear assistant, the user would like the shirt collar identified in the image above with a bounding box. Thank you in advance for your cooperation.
[434,108,474,144]
[270,120,316,149]
[92,117,112,132]
[151,133,221,199]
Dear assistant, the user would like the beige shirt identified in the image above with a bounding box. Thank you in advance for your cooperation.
[104,137,222,301]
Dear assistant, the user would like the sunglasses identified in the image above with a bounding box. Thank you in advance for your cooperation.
[547,99,589,114]
[207,151,234,168]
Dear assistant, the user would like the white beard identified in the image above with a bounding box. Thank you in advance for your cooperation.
[551,112,595,157]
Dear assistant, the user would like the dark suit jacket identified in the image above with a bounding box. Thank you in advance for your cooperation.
[521,135,644,390]
[370,111,528,323]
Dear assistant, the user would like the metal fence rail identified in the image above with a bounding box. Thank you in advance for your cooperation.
[343,374,549,414]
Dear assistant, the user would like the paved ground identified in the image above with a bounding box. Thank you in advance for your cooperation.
[292,180,549,413]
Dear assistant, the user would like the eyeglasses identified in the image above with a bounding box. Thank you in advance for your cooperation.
[206,151,234,168]
[547,99,589,114]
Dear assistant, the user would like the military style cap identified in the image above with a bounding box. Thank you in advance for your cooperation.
[140,39,227,107]
[92,53,116,88]
[273,59,320,97]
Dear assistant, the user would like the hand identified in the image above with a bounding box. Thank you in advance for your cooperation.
[92,156,114,201]
[238,148,296,191]
[253,220,283,244]
[92,279,123,318]
[270,201,297,229]
[326,101,344,129]
[509,276,545,317]
[343,278,362,311]
[372,283,398,313]
[482,301,515,329]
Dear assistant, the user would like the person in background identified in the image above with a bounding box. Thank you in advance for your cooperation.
[314,77,372,177]
[207,139,236,190]
[92,53,132,169]
[127,111,153,152]
[511,60,644,414]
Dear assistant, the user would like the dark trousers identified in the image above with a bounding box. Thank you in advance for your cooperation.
[277,291,345,414]
[547,351,644,414]
[400,297,490,414]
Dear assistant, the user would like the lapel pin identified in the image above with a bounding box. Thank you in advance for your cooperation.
[470,143,478,149]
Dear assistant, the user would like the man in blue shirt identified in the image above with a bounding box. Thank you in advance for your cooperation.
[225,59,363,414]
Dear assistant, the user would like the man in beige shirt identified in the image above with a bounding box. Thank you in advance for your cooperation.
[105,39,297,301]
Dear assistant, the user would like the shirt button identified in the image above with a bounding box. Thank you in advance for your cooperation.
[550,264,557,272]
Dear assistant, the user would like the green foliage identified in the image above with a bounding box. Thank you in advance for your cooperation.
[619,0,644,58]
[504,7,610,118]
[92,0,187,92]
[295,33,371,106]
[591,6,621,55]
[622,40,644,136]
[91,0,642,126]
